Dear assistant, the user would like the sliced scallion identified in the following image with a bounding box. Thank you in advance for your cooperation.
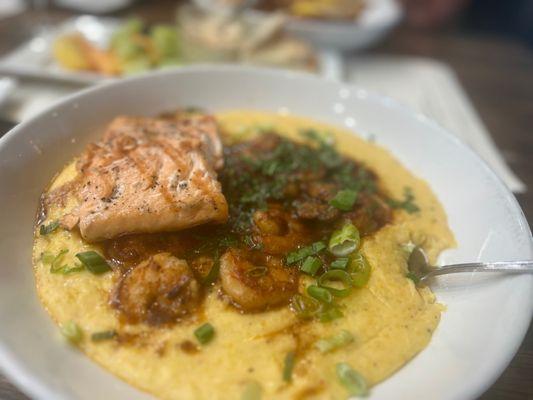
[75,251,111,274]
[41,251,55,264]
[307,285,333,304]
[328,223,360,257]
[300,256,321,276]
[247,266,268,278]
[286,241,326,265]
[202,256,220,285]
[318,269,353,297]
[329,189,358,211]
[289,294,321,319]
[315,330,354,353]
[61,320,83,344]
[40,220,59,236]
[241,381,262,400]
[194,323,215,345]
[282,351,295,382]
[349,253,371,288]
[318,307,344,323]
[50,249,68,273]
[336,362,368,397]
[52,264,85,275]
[91,330,117,342]
[331,258,349,270]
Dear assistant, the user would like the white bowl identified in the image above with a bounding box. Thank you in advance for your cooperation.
[0,66,531,400]
[246,0,402,51]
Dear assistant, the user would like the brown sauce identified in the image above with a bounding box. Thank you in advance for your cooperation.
[102,131,392,325]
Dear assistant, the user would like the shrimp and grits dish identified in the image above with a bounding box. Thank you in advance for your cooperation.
[33,109,454,399]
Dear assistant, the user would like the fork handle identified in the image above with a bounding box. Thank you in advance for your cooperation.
[422,260,533,281]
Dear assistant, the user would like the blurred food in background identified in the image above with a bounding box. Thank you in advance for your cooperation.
[256,0,365,21]
[53,18,180,75]
[179,5,316,69]
[52,6,317,77]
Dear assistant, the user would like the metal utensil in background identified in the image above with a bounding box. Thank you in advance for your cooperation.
[408,246,533,284]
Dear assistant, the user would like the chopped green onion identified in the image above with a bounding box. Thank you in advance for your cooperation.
[386,187,420,214]
[331,258,349,270]
[75,251,111,274]
[349,253,371,288]
[329,189,358,211]
[289,294,321,319]
[50,249,68,273]
[307,285,333,304]
[300,256,322,276]
[61,320,83,344]
[202,256,220,285]
[91,330,117,342]
[51,264,85,275]
[328,223,360,257]
[194,323,215,345]
[311,242,327,253]
[286,241,326,265]
[40,220,59,236]
[247,266,268,278]
[315,330,354,353]
[406,272,420,284]
[318,307,344,322]
[241,381,262,400]
[282,351,296,382]
[41,251,55,264]
[318,270,353,297]
[336,363,368,397]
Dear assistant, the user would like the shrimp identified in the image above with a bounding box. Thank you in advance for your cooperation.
[111,253,200,325]
[252,206,312,255]
[345,194,392,236]
[219,248,298,311]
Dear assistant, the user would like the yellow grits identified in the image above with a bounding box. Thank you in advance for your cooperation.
[33,111,455,400]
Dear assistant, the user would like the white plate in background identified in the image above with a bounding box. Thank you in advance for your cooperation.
[0,66,531,400]
[0,15,336,85]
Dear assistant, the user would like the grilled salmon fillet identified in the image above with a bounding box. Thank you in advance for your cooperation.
[69,115,228,242]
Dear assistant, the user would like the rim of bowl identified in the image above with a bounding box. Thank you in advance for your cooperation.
[245,0,403,31]
[0,65,530,400]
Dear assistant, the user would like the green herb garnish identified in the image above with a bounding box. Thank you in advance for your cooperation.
[318,269,354,297]
[75,251,111,274]
[286,241,326,265]
[194,323,215,345]
[315,330,354,353]
[329,189,358,211]
[328,223,360,256]
[307,285,333,304]
[387,187,420,213]
[300,256,321,276]
[318,307,344,323]
[61,320,83,344]
[91,330,117,342]
[289,294,321,319]
[348,253,371,288]
[282,351,296,382]
[336,362,368,397]
[49,249,82,275]
[247,266,268,278]
[39,220,59,236]
[331,258,349,270]
[241,381,262,400]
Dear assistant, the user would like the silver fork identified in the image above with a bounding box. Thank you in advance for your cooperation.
[407,246,533,284]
